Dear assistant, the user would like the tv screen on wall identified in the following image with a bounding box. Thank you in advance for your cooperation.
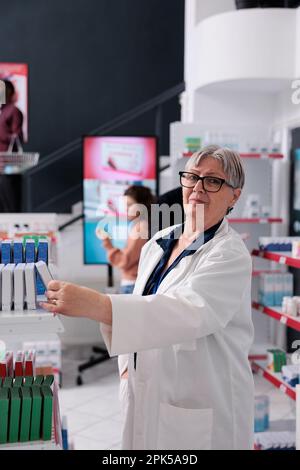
[83,135,158,264]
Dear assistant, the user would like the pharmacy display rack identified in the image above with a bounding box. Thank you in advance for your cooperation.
[251,249,300,447]
[0,292,64,449]
[251,360,296,401]
[0,309,64,336]
[0,380,62,450]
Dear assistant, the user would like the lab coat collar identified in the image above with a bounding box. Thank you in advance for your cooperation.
[155,217,226,254]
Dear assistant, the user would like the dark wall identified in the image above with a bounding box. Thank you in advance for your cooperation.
[0,0,184,158]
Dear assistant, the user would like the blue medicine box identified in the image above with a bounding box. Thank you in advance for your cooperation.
[36,240,49,294]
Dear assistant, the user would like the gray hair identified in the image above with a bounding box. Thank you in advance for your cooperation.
[185,145,245,189]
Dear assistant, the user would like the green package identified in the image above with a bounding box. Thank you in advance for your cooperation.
[19,387,32,442]
[43,375,54,387]
[0,388,9,444]
[2,377,13,388]
[41,385,53,441]
[13,376,23,387]
[23,376,34,387]
[33,375,44,386]
[8,387,21,443]
[30,386,42,441]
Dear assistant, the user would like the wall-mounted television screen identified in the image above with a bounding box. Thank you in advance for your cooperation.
[83,136,158,264]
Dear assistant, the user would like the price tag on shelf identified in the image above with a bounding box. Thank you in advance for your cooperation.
[259,219,268,224]
[280,316,288,325]
[261,153,268,160]
[279,256,286,265]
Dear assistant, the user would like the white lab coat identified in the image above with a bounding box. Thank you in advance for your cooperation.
[100,218,254,450]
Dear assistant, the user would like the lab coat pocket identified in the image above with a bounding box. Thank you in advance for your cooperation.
[157,403,213,450]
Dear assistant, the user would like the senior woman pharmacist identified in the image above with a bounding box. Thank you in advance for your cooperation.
[41,145,254,451]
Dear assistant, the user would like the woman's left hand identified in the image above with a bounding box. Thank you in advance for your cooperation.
[40,281,112,325]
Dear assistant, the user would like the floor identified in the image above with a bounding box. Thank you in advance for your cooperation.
[58,346,296,450]
[58,347,122,450]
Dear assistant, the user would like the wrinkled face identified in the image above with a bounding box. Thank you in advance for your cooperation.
[182,156,241,230]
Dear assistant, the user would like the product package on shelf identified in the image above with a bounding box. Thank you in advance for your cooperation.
[0,347,58,447]
[23,340,61,384]
[14,351,25,377]
[14,264,26,311]
[1,240,12,264]
[13,240,24,264]
[0,244,53,313]
[267,349,286,373]
[36,240,49,295]
[258,237,300,252]
[0,238,50,305]
[0,375,56,446]
[2,264,15,311]
[24,263,37,310]
[0,352,13,378]
[258,273,293,307]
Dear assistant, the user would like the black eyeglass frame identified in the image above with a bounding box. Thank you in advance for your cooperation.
[179,171,235,193]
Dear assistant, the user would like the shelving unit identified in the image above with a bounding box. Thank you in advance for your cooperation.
[0,310,64,336]
[182,2,300,450]
[251,360,296,401]
[250,249,300,439]
[0,380,62,450]
[252,249,300,269]
[252,302,300,332]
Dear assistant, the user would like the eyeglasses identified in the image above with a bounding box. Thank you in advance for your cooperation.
[179,171,235,193]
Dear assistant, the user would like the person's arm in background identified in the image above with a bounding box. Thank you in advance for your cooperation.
[101,220,148,271]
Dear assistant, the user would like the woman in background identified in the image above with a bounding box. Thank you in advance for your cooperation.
[97,185,156,294]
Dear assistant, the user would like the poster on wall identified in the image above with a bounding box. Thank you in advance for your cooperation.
[83,136,158,264]
[0,63,28,142]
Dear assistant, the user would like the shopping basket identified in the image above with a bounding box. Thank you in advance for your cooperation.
[0,135,39,174]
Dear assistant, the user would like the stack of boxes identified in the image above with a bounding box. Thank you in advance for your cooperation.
[0,351,54,444]
[0,237,52,313]
[258,273,293,307]
[267,349,287,373]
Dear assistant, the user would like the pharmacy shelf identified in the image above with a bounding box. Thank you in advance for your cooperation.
[182,152,283,159]
[251,360,296,401]
[252,301,300,332]
[0,380,62,450]
[0,310,64,336]
[0,427,61,450]
[252,250,300,269]
[228,218,283,224]
[252,270,283,277]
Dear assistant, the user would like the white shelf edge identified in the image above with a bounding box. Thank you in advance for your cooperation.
[0,309,64,335]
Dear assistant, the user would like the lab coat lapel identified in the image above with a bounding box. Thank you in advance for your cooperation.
[133,243,164,295]
[156,218,229,294]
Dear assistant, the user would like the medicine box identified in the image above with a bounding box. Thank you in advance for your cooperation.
[24,263,37,310]
[2,264,15,311]
[14,263,26,312]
